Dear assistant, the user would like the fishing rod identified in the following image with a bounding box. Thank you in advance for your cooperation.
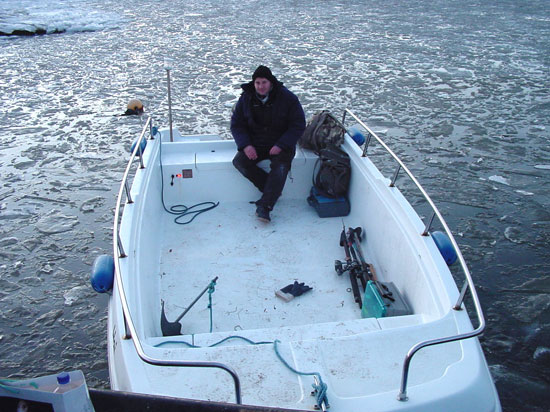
[347,230,395,303]
[345,227,368,291]
[335,221,362,308]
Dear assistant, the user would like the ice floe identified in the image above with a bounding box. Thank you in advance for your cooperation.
[63,285,92,306]
[515,190,534,196]
[80,196,106,213]
[533,347,550,363]
[504,226,526,244]
[488,175,511,186]
[0,0,123,36]
[36,209,79,234]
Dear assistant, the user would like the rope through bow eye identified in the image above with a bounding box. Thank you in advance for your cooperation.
[273,339,329,410]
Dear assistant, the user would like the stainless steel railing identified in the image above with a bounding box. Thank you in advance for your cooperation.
[342,109,486,402]
[112,117,242,404]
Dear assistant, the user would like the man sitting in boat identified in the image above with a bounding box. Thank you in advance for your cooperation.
[231,65,306,223]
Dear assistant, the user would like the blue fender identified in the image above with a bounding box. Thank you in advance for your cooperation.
[130,137,147,155]
[91,255,114,293]
[431,231,458,265]
[348,125,366,146]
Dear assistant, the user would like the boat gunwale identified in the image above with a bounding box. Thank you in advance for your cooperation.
[110,111,491,407]
[341,109,485,401]
[111,117,243,404]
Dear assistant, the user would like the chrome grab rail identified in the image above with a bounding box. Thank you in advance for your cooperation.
[112,117,242,404]
[343,109,486,402]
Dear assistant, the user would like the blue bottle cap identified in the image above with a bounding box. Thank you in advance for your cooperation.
[57,372,70,385]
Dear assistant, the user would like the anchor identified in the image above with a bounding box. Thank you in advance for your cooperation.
[160,276,218,336]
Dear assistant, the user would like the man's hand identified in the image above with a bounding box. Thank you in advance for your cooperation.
[269,145,282,156]
[244,145,257,160]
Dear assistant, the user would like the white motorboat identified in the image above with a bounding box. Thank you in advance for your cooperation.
[106,70,501,412]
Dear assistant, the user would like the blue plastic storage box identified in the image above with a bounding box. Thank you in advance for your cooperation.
[307,186,350,218]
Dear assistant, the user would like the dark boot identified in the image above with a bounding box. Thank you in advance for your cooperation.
[255,205,271,223]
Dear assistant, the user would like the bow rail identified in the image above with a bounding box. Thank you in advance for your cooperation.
[342,109,485,402]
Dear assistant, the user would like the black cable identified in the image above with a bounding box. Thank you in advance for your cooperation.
[166,201,220,225]
[156,128,219,224]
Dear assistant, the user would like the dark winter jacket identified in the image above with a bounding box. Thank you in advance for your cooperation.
[231,80,305,151]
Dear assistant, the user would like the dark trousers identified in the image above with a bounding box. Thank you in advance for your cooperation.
[232,148,295,209]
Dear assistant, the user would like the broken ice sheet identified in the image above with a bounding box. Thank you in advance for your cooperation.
[36,209,79,234]
[64,285,94,306]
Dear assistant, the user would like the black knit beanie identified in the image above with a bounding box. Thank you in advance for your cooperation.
[252,65,276,83]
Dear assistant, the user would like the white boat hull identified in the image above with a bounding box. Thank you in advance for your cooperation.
[108,125,501,412]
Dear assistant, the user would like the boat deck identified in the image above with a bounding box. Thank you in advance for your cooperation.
[158,198,367,336]
[146,198,465,407]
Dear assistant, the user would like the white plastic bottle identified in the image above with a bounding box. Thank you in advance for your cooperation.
[53,372,77,393]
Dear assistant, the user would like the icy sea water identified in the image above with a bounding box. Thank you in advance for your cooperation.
[1,0,549,411]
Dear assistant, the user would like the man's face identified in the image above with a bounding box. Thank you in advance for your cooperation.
[254,78,271,96]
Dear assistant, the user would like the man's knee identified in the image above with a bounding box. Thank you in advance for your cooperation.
[233,152,248,172]
[271,149,295,165]
[270,155,292,173]
[271,162,290,175]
